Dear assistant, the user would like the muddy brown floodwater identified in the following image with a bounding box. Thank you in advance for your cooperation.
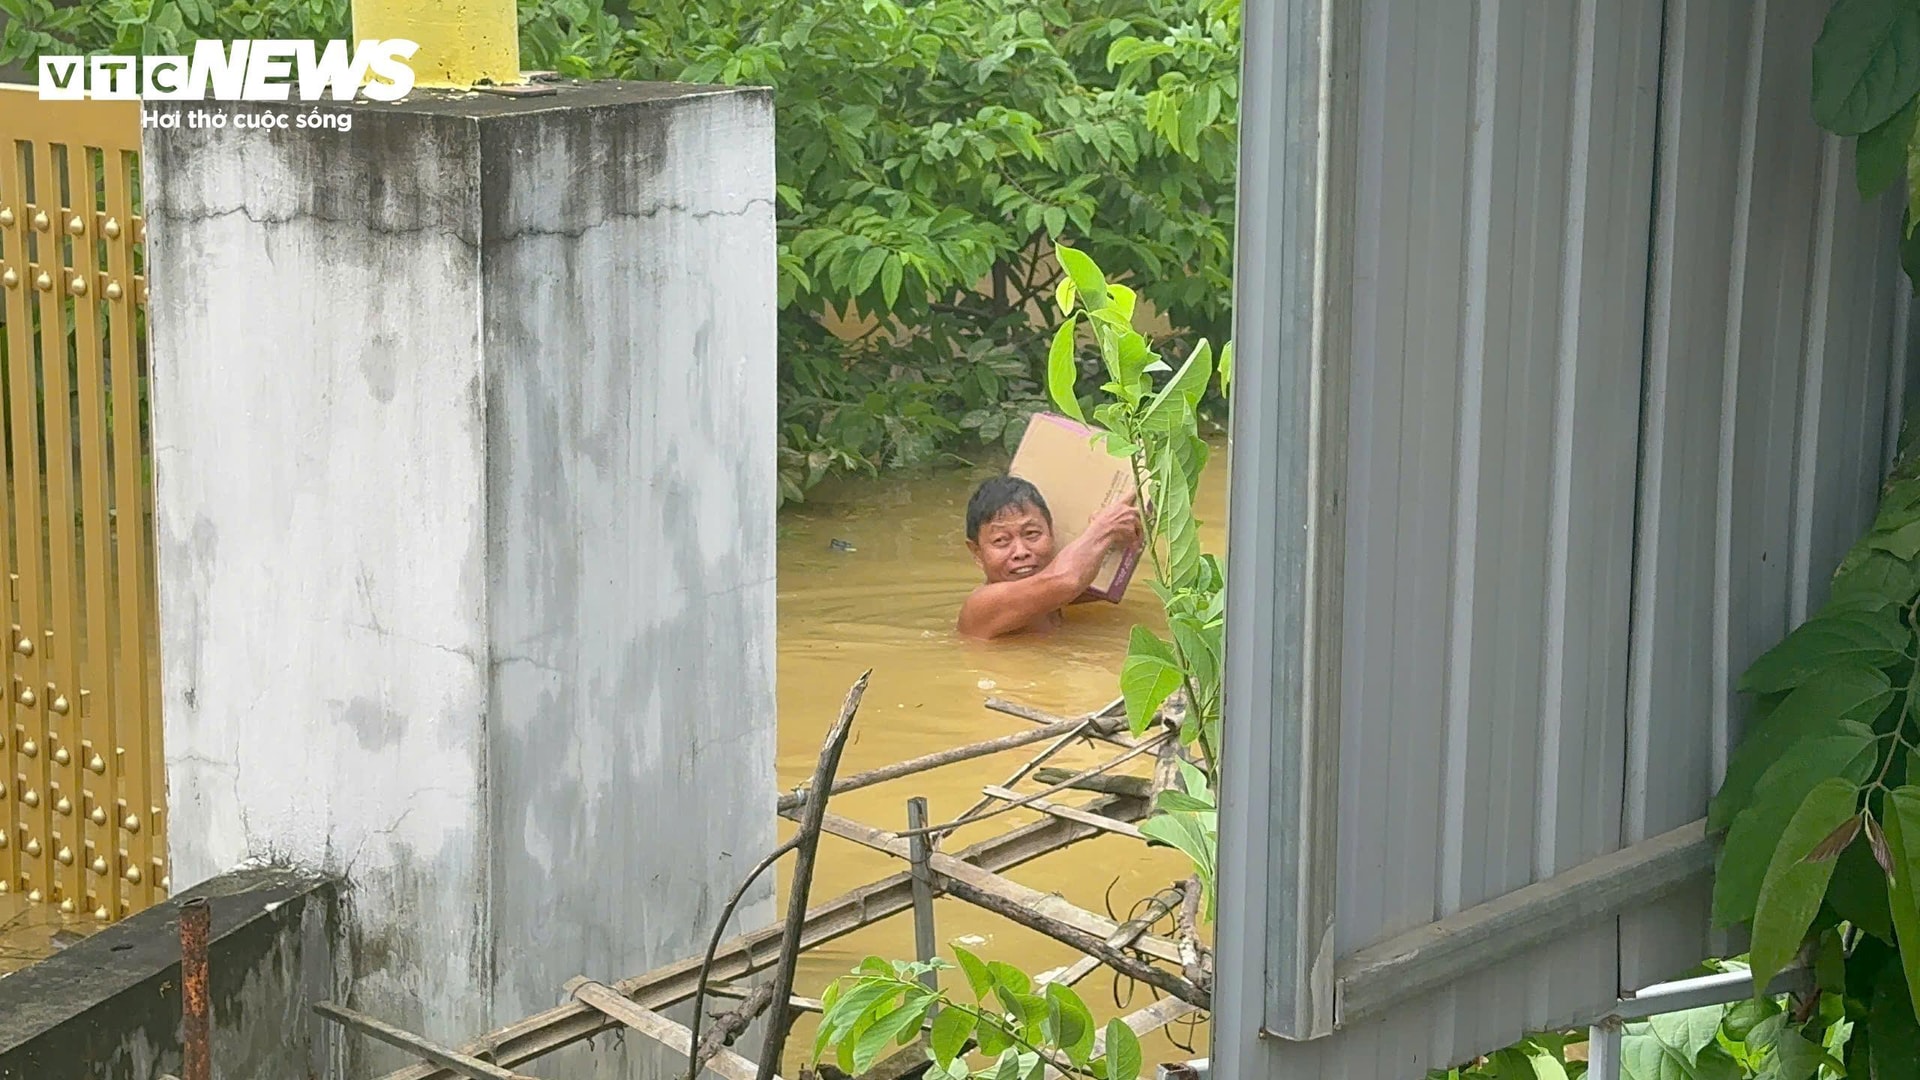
[773,437,1228,1076]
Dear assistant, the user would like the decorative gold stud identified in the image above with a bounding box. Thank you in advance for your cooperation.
[25,838,41,857]
[102,217,120,238]
[90,856,106,874]
[67,215,84,235]
[0,832,8,849]
[31,211,48,231]
[51,696,69,717]
[54,797,70,815]
[89,807,106,825]
[160,875,170,890]
[27,888,42,902]
[0,208,13,226]
[15,636,31,656]
[33,273,50,292]
[18,688,33,708]
[122,814,140,833]
[20,790,37,808]
[67,276,85,296]
[59,897,75,913]
[55,846,72,865]
[1,269,16,289]
[94,905,108,919]
[87,754,104,774]
[105,281,122,300]
[21,738,36,756]
[124,865,141,884]
[52,745,69,764]
[0,782,7,798]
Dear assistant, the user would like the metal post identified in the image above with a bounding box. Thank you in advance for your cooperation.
[1587,1018,1622,1080]
[180,896,211,1080]
[907,797,939,996]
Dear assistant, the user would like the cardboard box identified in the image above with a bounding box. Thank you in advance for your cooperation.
[1008,412,1142,603]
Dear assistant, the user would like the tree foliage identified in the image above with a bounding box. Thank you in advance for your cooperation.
[0,0,1241,504]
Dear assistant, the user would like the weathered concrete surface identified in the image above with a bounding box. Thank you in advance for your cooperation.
[142,82,779,1077]
[0,867,341,1080]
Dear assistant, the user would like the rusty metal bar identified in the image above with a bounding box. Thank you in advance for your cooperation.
[180,896,210,1080]
[314,1001,533,1080]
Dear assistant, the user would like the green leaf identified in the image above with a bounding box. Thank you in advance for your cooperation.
[929,1004,975,1064]
[1055,244,1109,310]
[1812,0,1920,135]
[1825,828,1896,940]
[853,246,890,298]
[1710,665,1892,831]
[1218,341,1233,397]
[1874,514,1920,560]
[854,1002,928,1073]
[1043,206,1066,237]
[954,947,993,1000]
[1871,963,1920,1077]
[1043,983,1093,1061]
[1121,625,1183,735]
[1519,1045,1569,1080]
[1737,608,1910,694]
[986,961,1032,997]
[1749,776,1864,992]
[1648,1005,1725,1066]
[880,256,903,309]
[1884,787,1920,1021]
[1831,545,1920,605]
[1140,340,1212,434]
[1766,1027,1827,1080]
[1102,1020,1142,1080]
[975,1017,1013,1057]
[1047,316,1084,422]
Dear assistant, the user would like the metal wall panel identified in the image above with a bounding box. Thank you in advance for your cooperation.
[1219,0,1920,1076]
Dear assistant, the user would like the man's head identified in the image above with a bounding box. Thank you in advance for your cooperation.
[966,476,1056,583]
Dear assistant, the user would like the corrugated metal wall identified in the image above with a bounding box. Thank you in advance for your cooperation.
[1217,1,1920,1077]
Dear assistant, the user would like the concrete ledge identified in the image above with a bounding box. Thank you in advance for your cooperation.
[0,866,342,1080]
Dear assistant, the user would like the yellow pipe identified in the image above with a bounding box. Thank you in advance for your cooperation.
[350,0,522,89]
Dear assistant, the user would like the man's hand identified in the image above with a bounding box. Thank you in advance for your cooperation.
[1086,490,1143,551]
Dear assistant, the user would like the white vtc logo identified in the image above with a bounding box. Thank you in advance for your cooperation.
[38,40,419,102]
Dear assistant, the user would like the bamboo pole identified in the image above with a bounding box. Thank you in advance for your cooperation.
[777,718,1090,813]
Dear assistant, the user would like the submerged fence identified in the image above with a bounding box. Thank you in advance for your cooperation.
[0,86,167,922]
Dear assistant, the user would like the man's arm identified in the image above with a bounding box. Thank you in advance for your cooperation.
[957,509,1136,639]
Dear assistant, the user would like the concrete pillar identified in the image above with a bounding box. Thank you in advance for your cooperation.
[142,82,779,1077]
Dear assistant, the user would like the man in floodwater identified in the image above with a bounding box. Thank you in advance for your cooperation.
[956,475,1142,640]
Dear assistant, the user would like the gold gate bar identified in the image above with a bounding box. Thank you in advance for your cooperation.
[1,135,53,903]
[31,135,88,912]
[72,144,120,920]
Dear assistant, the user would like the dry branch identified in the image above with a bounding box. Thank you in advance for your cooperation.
[1174,879,1212,993]
[981,786,1146,842]
[776,716,1087,813]
[757,672,871,1080]
[808,812,1184,965]
[1029,769,1152,800]
[698,982,774,1067]
[891,732,1169,841]
[936,875,1209,1008]
[568,978,770,1080]
[381,799,1148,1080]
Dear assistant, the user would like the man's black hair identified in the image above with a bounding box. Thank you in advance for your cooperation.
[966,475,1052,541]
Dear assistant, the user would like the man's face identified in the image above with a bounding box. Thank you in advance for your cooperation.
[968,504,1057,583]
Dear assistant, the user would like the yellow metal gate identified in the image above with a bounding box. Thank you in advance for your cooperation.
[0,86,166,921]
